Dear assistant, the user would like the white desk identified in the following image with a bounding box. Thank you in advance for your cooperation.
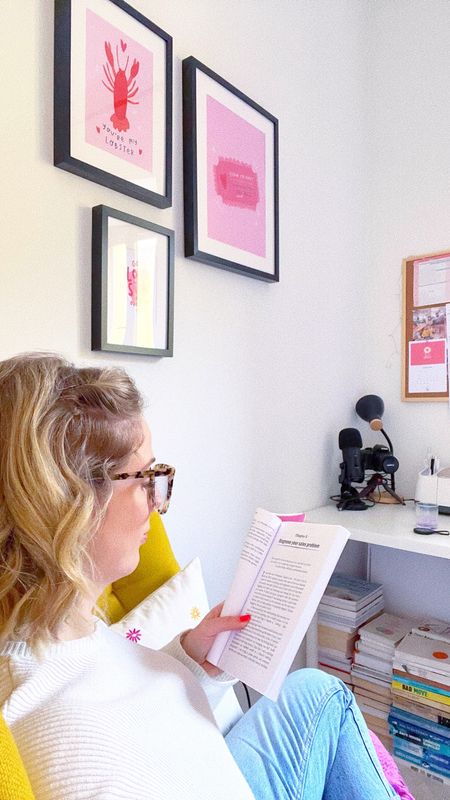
[307,502,450,560]
[304,501,450,666]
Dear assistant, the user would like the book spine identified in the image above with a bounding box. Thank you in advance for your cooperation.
[354,693,391,710]
[411,627,450,644]
[393,666,450,691]
[391,701,450,727]
[352,675,392,693]
[395,755,450,787]
[389,721,450,754]
[393,742,450,778]
[356,637,393,651]
[319,596,358,611]
[392,673,450,698]
[389,708,450,740]
[318,661,351,677]
[391,689,450,714]
[319,600,384,620]
[320,591,382,612]
[354,653,392,671]
[395,658,450,682]
[393,741,423,762]
[427,751,450,774]
[391,680,450,707]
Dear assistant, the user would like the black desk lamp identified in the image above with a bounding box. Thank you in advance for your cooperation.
[355,394,404,504]
[355,394,391,444]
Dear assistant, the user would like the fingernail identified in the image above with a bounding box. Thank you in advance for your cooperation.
[240,614,251,622]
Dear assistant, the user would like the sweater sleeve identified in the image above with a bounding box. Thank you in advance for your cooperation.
[161,633,238,711]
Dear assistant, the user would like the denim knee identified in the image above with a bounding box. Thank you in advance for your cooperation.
[282,668,349,701]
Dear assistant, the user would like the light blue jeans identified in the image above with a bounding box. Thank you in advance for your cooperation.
[225,669,399,800]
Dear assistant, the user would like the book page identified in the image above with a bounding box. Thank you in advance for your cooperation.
[213,521,350,700]
[207,508,282,665]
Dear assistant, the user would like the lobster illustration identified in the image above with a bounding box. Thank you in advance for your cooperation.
[102,41,139,132]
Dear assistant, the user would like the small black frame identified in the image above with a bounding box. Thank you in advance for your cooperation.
[92,205,174,356]
[54,0,173,208]
[183,56,279,281]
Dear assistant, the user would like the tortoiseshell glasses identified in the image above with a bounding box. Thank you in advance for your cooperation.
[111,464,175,514]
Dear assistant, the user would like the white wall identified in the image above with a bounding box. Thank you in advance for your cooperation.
[360,0,450,619]
[1,0,372,604]
[366,0,450,495]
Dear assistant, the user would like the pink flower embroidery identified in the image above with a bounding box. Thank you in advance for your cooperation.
[126,628,142,642]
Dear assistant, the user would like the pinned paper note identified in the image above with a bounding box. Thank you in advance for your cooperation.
[413,254,450,307]
[408,339,447,394]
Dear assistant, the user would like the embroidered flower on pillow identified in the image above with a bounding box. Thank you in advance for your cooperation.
[126,628,142,642]
[110,558,209,650]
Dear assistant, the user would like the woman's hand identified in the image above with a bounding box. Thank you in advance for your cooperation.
[180,603,251,677]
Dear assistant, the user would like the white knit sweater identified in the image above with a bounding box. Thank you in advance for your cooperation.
[0,620,255,800]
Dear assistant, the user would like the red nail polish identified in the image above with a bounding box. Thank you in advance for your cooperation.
[240,614,251,622]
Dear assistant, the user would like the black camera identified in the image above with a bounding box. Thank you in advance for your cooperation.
[338,428,399,487]
[361,445,399,476]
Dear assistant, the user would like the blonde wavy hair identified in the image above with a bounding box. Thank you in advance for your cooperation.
[0,352,143,646]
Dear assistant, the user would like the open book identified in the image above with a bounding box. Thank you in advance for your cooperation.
[207,508,350,700]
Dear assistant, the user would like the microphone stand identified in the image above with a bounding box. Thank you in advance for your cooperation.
[337,482,369,511]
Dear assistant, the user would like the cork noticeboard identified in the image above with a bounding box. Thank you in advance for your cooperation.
[402,250,450,401]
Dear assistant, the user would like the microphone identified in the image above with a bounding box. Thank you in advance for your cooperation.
[339,428,364,484]
[337,427,369,510]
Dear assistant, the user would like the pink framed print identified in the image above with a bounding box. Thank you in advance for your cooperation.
[91,205,174,356]
[183,57,279,281]
[54,0,172,208]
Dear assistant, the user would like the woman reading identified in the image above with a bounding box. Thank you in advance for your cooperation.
[0,353,402,799]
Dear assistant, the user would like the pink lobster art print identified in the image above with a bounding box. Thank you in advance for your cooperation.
[102,40,140,132]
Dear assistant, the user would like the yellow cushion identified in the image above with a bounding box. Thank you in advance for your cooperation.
[97,511,180,622]
[0,713,35,799]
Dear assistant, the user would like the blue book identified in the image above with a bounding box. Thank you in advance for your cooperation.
[389,708,450,742]
[394,756,450,787]
[427,751,450,773]
[390,723,450,757]
[321,573,383,611]
[393,744,423,766]
[393,737,450,777]
[391,702,450,731]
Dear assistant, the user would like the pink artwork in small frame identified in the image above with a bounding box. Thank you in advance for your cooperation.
[91,205,174,358]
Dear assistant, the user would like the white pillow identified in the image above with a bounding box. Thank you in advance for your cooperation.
[110,557,209,649]
[110,557,243,734]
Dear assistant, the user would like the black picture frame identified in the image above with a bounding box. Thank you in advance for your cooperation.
[92,205,174,356]
[183,56,279,281]
[54,0,172,208]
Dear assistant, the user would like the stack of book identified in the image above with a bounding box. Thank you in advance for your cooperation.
[352,612,415,749]
[389,619,450,782]
[318,573,384,687]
